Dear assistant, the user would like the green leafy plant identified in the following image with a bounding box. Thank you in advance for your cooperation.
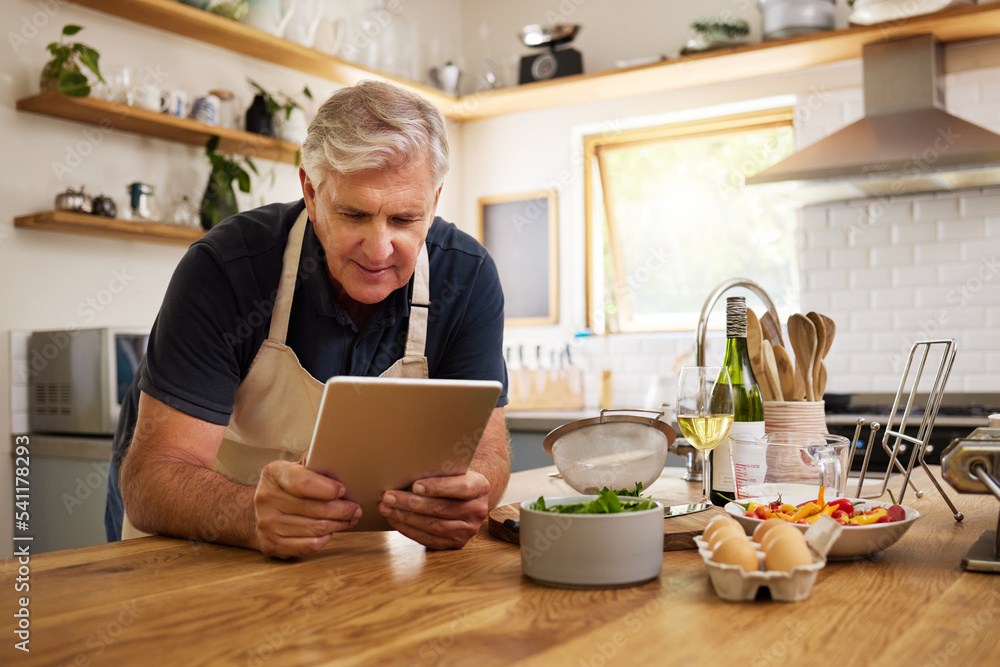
[200,135,258,230]
[248,79,313,121]
[533,488,658,514]
[41,24,106,97]
[691,16,750,40]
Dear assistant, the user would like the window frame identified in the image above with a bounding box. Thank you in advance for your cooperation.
[582,106,796,332]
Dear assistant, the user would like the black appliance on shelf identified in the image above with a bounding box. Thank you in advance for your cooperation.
[518,23,584,84]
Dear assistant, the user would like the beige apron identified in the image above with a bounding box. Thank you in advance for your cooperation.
[123,209,430,539]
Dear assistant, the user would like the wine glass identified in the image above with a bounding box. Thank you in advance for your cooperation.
[676,367,735,503]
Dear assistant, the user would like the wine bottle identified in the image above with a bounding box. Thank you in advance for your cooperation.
[710,296,765,506]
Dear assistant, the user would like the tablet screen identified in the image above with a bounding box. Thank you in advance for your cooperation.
[305,377,502,531]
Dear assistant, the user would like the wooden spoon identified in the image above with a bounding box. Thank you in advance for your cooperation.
[771,344,797,401]
[815,359,828,399]
[762,339,783,402]
[819,313,836,358]
[745,308,773,401]
[787,314,817,402]
[806,312,826,401]
[760,310,784,348]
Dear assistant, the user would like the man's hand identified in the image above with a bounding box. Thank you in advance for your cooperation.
[377,471,490,550]
[254,460,362,559]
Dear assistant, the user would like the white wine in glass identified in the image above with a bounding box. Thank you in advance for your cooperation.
[676,367,735,503]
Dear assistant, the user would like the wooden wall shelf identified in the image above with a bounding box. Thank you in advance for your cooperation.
[68,0,1000,121]
[16,92,300,164]
[14,211,203,246]
[68,0,461,119]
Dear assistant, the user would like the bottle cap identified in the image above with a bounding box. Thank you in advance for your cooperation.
[726,296,747,338]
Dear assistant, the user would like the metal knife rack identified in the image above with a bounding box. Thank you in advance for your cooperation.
[849,339,963,521]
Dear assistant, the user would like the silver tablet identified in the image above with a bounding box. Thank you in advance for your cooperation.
[304,376,503,531]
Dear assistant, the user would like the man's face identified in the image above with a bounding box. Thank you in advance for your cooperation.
[300,159,442,308]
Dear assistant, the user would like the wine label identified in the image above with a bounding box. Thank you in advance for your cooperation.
[713,421,765,492]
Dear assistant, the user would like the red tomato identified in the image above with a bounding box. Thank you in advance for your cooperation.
[887,505,906,522]
[745,511,756,518]
[829,499,855,514]
[754,506,772,520]
[876,515,891,524]
[832,510,849,521]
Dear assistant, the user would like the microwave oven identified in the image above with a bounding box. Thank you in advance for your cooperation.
[28,327,149,435]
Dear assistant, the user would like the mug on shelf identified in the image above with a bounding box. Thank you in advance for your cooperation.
[191,94,221,125]
[161,89,190,117]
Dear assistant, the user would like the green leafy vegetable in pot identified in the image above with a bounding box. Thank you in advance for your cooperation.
[533,488,658,514]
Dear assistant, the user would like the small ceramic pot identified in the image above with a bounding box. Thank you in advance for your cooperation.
[519,496,664,589]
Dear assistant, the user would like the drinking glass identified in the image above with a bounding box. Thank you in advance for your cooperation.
[676,367,735,502]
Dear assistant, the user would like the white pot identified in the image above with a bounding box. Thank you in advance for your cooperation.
[519,496,664,588]
[273,106,308,145]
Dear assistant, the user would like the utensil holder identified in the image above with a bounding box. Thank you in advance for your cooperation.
[763,401,827,434]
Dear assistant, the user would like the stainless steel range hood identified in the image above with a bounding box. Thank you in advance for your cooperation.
[746,34,1000,203]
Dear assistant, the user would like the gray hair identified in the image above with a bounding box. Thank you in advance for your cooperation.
[301,80,449,189]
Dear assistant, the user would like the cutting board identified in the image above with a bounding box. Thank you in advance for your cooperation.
[487,502,725,551]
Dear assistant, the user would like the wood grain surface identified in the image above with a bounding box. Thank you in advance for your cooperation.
[487,502,724,551]
[2,466,999,666]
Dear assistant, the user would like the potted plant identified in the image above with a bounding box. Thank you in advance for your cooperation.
[200,135,258,230]
[40,24,106,97]
[247,79,313,144]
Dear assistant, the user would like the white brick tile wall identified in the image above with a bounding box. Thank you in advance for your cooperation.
[849,267,891,288]
[962,375,1000,392]
[809,269,849,290]
[938,262,980,284]
[800,249,828,271]
[937,219,986,240]
[828,204,868,228]
[989,351,1000,375]
[848,224,891,247]
[829,289,869,311]
[987,216,1000,236]
[914,242,962,263]
[980,80,1000,104]
[801,292,829,311]
[952,351,988,375]
[807,228,849,250]
[829,248,869,269]
[892,221,936,244]
[867,201,914,224]
[851,310,893,331]
[915,286,957,307]
[914,197,960,221]
[962,329,1000,350]
[872,287,915,309]
[800,206,827,230]
[944,308,987,330]
[961,193,1000,217]
[893,266,930,286]
[988,306,1000,327]
[960,238,1000,261]
[872,246,913,266]
[945,82,979,108]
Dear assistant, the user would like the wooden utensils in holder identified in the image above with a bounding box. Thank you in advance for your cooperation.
[747,309,835,402]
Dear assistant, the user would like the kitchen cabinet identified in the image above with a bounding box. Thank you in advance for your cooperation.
[67,0,1000,121]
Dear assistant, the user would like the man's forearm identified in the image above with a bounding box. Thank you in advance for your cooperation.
[120,450,259,550]
[470,407,510,510]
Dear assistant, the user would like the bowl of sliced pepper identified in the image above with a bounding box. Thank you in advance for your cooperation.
[723,487,920,559]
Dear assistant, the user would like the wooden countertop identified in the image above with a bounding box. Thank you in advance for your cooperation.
[2,466,999,665]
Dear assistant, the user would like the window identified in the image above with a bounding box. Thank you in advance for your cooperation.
[584,108,799,332]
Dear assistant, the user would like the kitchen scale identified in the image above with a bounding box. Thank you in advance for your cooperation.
[518,23,583,84]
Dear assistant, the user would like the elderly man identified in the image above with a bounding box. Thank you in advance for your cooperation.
[106,81,509,559]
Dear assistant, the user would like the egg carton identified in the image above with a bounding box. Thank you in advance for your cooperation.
[695,516,842,602]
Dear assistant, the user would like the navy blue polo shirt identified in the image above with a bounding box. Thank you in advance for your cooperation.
[112,200,507,465]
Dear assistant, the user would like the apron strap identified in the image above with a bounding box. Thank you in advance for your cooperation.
[404,244,430,358]
[268,208,310,344]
